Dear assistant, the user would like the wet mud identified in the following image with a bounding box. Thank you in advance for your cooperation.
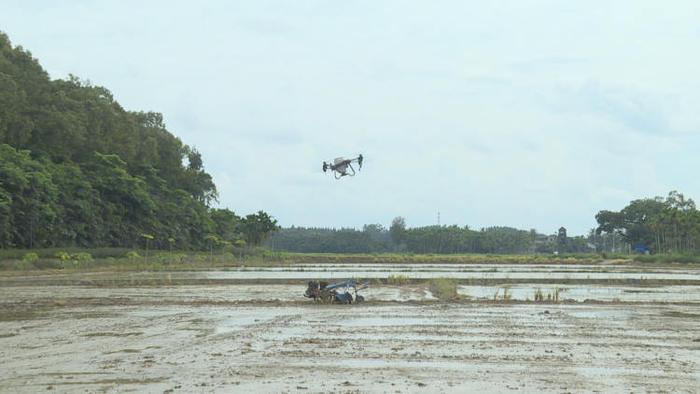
[1,263,699,393]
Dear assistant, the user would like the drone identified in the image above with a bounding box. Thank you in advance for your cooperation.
[323,154,363,179]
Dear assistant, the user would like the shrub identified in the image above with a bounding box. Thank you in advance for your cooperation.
[222,252,235,262]
[71,252,93,263]
[55,251,71,261]
[22,252,39,263]
[57,252,94,269]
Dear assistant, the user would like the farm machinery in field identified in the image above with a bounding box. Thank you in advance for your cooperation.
[304,279,368,304]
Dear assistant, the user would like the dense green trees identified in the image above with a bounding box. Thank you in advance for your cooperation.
[269,226,390,253]
[268,220,605,255]
[596,191,700,254]
[0,32,276,249]
[239,211,279,246]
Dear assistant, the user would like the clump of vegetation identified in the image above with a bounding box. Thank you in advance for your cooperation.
[634,254,700,264]
[72,252,93,263]
[57,252,94,269]
[221,252,235,262]
[54,251,71,262]
[428,278,458,300]
[151,252,190,264]
[387,274,411,285]
[503,287,512,301]
[126,251,141,261]
[533,287,561,302]
[493,286,512,301]
[15,252,39,270]
[534,288,544,302]
[22,252,39,263]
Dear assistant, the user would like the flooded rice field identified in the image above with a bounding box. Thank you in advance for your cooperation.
[2,283,700,305]
[3,261,699,286]
[1,261,699,392]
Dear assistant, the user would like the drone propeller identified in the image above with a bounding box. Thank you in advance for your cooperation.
[357,154,363,169]
[322,161,328,173]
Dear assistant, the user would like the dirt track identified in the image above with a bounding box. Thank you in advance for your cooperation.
[1,264,699,393]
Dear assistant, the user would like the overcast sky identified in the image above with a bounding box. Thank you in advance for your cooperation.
[2,1,700,235]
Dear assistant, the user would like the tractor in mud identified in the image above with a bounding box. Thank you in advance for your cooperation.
[304,279,368,304]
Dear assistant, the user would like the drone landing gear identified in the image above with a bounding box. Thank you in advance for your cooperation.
[333,164,356,179]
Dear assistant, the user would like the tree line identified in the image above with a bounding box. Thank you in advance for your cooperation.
[270,190,696,255]
[268,218,623,255]
[0,32,277,250]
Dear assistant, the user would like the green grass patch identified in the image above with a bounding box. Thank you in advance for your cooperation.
[0,249,651,273]
[634,254,700,264]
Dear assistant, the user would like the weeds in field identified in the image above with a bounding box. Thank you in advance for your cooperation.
[503,287,511,301]
[428,278,458,300]
[387,274,411,285]
[634,254,700,264]
[534,288,544,301]
[533,287,560,302]
[22,252,39,263]
[492,286,512,302]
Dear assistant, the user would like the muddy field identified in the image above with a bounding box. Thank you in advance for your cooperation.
[1,262,699,393]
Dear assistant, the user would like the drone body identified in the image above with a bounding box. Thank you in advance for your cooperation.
[323,154,363,179]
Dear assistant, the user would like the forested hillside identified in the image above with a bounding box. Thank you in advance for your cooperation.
[0,32,276,249]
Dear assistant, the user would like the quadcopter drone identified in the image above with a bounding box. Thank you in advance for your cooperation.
[323,154,363,179]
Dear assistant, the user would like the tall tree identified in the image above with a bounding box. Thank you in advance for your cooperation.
[389,216,406,246]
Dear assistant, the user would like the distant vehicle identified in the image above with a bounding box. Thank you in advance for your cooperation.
[304,279,368,304]
[633,243,650,254]
[323,154,363,179]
